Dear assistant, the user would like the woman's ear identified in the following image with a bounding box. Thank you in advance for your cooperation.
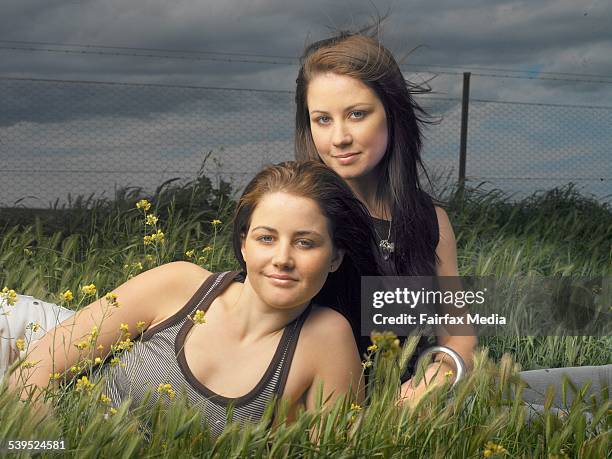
[240,232,247,262]
[330,248,345,272]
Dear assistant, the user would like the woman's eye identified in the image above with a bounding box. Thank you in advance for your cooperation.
[350,110,365,119]
[296,239,314,248]
[257,235,274,243]
[316,115,331,125]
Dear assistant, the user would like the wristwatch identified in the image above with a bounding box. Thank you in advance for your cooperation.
[415,345,466,386]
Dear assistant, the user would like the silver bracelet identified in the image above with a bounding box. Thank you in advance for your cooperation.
[415,345,466,386]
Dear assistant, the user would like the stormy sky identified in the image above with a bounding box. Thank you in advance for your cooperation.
[1,0,611,206]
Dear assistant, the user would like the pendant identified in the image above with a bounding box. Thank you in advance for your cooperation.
[379,239,395,261]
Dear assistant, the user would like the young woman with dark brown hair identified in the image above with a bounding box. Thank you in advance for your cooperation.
[1,161,381,436]
[295,30,476,404]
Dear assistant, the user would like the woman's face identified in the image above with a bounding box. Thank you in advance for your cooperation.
[306,72,389,182]
[241,191,343,310]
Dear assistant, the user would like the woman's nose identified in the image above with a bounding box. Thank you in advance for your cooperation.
[332,122,352,147]
[272,243,294,269]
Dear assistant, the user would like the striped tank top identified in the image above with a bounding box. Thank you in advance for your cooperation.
[95,270,311,438]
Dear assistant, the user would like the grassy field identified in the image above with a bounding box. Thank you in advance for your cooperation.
[0,177,610,458]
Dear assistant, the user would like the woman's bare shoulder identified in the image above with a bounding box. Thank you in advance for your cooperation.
[146,261,213,326]
[300,306,355,349]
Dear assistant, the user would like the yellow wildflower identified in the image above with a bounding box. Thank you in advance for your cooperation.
[143,235,153,245]
[136,321,146,332]
[152,229,164,243]
[185,249,195,258]
[49,373,61,381]
[70,365,80,373]
[60,290,74,302]
[483,441,507,457]
[100,394,112,405]
[211,219,222,226]
[110,357,120,366]
[1,287,18,306]
[120,323,129,333]
[361,360,372,369]
[145,214,158,226]
[21,360,39,369]
[23,248,33,256]
[190,310,206,325]
[90,325,99,339]
[136,199,151,212]
[97,345,104,351]
[367,344,378,352]
[75,340,90,350]
[27,322,41,333]
[350,403,362,412]
[75,375,94,392]
[94,357,103,365]
[105,292,119,307]
[157,383,176,399]
[445,370,455,379]
[109,407,117,416]
[202,246,213,253]
[15,338,25,351]
[81,283,97,296]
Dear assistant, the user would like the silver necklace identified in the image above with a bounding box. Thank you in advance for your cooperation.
[375,219,394,260]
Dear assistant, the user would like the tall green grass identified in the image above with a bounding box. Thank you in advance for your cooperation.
[0,181,610,457]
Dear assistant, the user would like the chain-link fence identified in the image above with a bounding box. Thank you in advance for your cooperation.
[1,76,610,208]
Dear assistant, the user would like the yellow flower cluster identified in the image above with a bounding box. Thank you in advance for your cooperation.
[145,214,159,226]
[157,383,176,399]
[143,229,165,245]
[99,394,112,405]
[26,322,41,333]
[483,441,507,457]
[350,403,362,412]
[15,338,26,351]
[75,375,94,392]
[49,372,61,381]
[211,219,222,226]
[23,248,33,256]
[202,246,213,253]
[185,249,195,258]
[190,310,206,325]
[110,337,133,353]
[61,290,74,302]
[136,199,151,212]
[444,370,455,379]
[367,344,378,352]
[74,325,99,351]
[370,331,401,358]
[81,283,97,296]
[105,292,120,308]
[21,360,39,369]
[136,321,146,332]
[1,287,18,306]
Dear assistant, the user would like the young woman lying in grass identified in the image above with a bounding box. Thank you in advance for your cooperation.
[1,161,380,437]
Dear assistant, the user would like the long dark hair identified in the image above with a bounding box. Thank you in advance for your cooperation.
[295,29,439,276]
[232,160,381,331]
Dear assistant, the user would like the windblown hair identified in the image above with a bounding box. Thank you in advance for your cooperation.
[295,29,439,276]
[233,160,380,328]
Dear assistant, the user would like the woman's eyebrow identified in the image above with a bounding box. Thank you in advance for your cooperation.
[251,226,277,232]
[310,103,373,115]
[294,230,323,237]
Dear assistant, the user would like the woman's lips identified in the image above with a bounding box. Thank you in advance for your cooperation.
[333,152,360,165]
[265,273,298,287]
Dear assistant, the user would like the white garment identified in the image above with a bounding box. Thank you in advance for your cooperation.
[0,294,75,376]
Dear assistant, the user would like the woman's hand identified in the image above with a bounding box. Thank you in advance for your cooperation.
[397,360,456,407]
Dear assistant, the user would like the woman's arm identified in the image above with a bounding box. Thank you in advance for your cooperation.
[303,308,365,412]
[399,207,477,405]
[8,261,210,400]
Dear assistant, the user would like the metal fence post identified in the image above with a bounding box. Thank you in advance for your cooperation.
[458,72,471,198]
